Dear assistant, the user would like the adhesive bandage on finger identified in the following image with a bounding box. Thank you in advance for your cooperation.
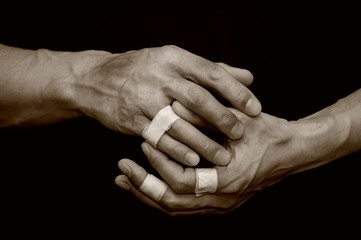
[139,174,168,202]
[142,105,180,148]
[195,168,218,197]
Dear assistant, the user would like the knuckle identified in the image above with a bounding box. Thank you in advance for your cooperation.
[158,45,181,58]
[184,85,208,107]
[199,140,214,155]
[153,46,177,63]
[158,45,187,68]
[160,194,182,210]
[167,142,184,157]
[217,109,237,126]
[201,142,226,164]
[233,87,250,104]
[208,64,227,82]
[171,177,189,193]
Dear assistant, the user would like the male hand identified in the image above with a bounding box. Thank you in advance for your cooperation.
[115,106,302,215]
[75,45,261,166]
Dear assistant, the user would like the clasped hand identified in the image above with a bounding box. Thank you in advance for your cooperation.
[115,103,301,215]
[76,45,261,166]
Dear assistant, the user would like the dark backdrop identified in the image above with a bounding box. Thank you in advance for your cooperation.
[1,1,360,238]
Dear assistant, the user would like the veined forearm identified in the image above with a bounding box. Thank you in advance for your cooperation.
[292,89,361,173]
[0,44,109,127]
[0,44,77,126]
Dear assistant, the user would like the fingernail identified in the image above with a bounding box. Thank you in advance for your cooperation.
[246,98,262,116]
[231,121,244,139]
[141,142,150,158]
[185,152,200,166]
[115,178,130,191]
[214,149,231,166]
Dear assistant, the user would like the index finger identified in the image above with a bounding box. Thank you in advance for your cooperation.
[168,80,244,140]
[176,51,262,116]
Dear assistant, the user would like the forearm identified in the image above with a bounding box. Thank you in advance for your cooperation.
[291,89,361,173]
[0,44,109,127]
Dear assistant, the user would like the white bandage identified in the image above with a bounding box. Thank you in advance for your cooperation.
[195,168,218,197]
[142,105,180,148]
[139,174,168,202]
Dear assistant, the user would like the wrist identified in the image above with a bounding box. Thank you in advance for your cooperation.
[46,49,112,117]
[289,112,350,174]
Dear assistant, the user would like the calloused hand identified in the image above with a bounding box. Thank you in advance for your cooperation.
[75,45,261,166]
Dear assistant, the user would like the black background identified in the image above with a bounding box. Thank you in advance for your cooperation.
[1,1,360,238]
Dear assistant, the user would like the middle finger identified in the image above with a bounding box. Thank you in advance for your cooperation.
[160,118,231,166]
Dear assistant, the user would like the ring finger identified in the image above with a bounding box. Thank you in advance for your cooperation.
[142,105,231,166]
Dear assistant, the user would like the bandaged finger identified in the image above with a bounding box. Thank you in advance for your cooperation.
[139,174,168,202]
[142,105,180,148]
[195,168,218,197]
